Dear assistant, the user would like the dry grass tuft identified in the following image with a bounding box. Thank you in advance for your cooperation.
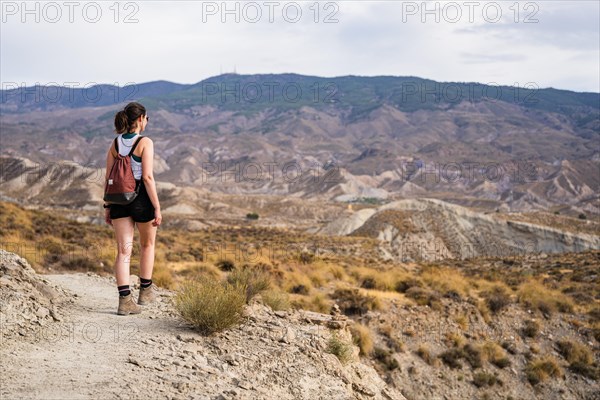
[350,323,374,356]
[174,276,246,335]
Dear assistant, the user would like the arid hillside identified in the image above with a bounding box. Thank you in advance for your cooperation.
[1,203,598,399]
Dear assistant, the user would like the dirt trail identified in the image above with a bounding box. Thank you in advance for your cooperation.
[1,263,405,400]
[1,272,188,399]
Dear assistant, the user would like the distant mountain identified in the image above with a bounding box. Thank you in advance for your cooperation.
[0,80,191,112]
[1,73,598,215]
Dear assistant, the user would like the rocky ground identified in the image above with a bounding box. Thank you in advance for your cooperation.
[0,250,406,400]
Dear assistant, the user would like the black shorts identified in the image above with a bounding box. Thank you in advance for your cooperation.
[109,179,156,223]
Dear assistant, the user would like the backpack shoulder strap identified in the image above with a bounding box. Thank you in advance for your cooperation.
[128,135,145,156]
[111,137,119,157]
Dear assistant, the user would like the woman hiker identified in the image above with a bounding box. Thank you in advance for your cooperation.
[103,101,162,315]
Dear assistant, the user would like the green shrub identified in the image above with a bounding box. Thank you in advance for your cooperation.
[525,356,563,385]
[290,284,310,295]
[556,339,598,380]
[226,265,272,303]
[482,342,511,369]
[216,259,236,271]
[522,319,541,338]
[395,277,424,293]
[440,348,464,369]
[331,288,382,316]
[557,339,593,365]
[463,343,484,369]
[350,323,374,356]
[373,347,400,371]
[405,287,441,309]
[174,277,246,335]
[482,285,512,314]
[261,289,290,311]
[327,332,353,364]
[416,344,437,366]
[473,371,500,388]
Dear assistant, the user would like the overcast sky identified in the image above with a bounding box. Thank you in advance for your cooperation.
[1,1,599,92]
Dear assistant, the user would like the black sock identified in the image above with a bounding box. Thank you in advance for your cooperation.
[118,285,131,297]
[140,278,152,289]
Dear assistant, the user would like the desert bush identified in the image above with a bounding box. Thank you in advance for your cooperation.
[226,265,272,302]
[41,238,67,264]
[482,285,512,313]
[327,331,353,364]
[378,323,404,352]
[482,341,511,369]
[290,284,310,295]
[525,356,563,385]
[394,277,424,293]
[416,344,438,366]
[329,265,346,280]
[350,323,374,356]
[587,307,600,322]
[216,259,236,271]
[445,332,466,348]
[421,267,471,299]
[472,371,500,388]
[331,288,382,316]
[373,347,400,371]
[463,343,484,368]
[477,299,491,324]
[187,246,204,261]
[501,341,518,355]
[557,339,593,365]
[309,293,331,313]
[261,289,290,311]
[405,287,441,309]
[152,264,174,289]
[522,319,541,338]
[298,251,314,264]
[569,361,600,380]
[174,277,246,335]
[440,348,464,369]
[361,276,377,289]
[556,339,598,379]
[455,314,469,331]
[518,281,574,315]
[60,255,100,272]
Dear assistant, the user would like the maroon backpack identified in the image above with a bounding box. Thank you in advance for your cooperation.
[103,135,144,205]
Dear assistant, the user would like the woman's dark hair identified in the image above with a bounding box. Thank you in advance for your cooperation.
[114,102,146,134]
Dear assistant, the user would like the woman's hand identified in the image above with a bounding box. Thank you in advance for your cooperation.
[105,208,112,225]
[153,208,162,227]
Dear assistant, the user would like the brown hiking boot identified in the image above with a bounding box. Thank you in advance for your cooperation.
[138,283,159,305]
[117,293,142,315]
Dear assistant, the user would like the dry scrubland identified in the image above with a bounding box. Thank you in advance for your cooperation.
[1,200,599,399]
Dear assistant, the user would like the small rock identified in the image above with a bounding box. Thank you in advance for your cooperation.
[127,357,144,368]
[176,334,197,343]
[35,307,50,318]
[236,379,252,390]
[223,354,240,366]
[352,382,376,397]
[279,327,296,344]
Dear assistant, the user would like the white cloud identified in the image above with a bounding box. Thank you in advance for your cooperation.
[1,0,598,92]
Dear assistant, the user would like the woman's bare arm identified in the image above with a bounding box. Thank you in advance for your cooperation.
[141,138,160,210]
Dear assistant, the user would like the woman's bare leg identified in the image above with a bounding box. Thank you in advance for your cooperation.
[112,217,135,286]
[137,220,157,280]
